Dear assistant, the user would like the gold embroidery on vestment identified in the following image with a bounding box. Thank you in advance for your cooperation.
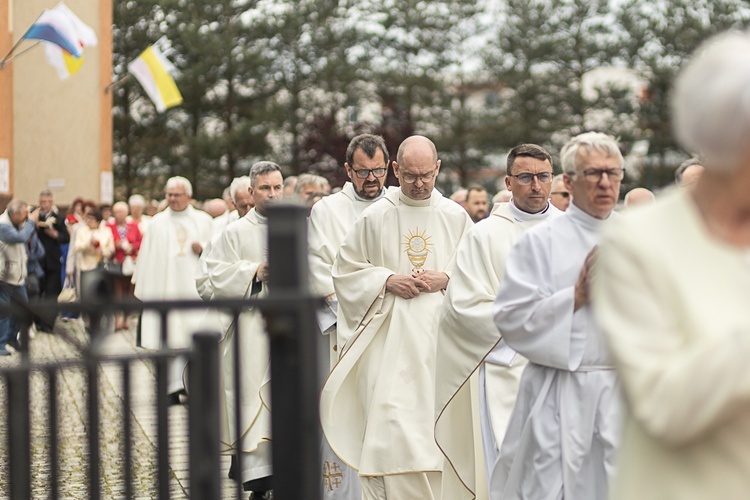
[323,460,344,491]
[403,227,431,270]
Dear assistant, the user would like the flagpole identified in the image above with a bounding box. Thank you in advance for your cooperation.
[0,12,44,69]
[0,42,41,69]
[104,74,133,94]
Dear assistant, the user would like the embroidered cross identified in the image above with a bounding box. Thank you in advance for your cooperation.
[323,461,344,491]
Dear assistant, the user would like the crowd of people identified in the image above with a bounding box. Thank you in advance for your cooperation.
[3,29,749,500]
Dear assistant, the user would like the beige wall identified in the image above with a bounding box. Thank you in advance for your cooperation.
[0,0,13,209]
[11,0,111,207]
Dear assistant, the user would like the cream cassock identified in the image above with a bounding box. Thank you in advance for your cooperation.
[204,207,271,484]
[435,200,561,500]
[321,188,472,480]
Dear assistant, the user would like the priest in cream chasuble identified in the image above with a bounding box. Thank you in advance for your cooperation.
[321,136,472,500]
[133,177,213,395]
[204,162,283,488]
[308,134,393,500]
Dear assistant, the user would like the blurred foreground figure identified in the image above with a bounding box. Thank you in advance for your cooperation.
[595,31,750,500]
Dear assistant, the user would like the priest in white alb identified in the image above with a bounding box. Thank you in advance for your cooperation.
[204,161,283,499]
[491,132,625,500]
[435,144,562,500]
[308,134,392,500]
[320,135,472,500]
[133,176,213,400]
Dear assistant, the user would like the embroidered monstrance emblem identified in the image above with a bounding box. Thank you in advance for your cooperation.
[323,460,344,491]
[175,225,188,256]
[404,227,431,270]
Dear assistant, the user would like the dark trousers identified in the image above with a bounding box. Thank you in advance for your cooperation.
[38,270,63,330]
[0,282,29,347]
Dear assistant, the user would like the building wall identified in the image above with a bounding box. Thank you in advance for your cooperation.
[6,0,111,207]
[0,0,13,209]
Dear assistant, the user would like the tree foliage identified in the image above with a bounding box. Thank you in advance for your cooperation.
[112,0,750,198]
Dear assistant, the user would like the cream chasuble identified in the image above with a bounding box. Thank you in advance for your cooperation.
[321,188,472,477]
[435,201,561,500]
[595,190,750,500]
[308,182,390,367]
[134,205,213,352]
[205,208,271,483]
[309,182,389,500]
[490,203,622,500]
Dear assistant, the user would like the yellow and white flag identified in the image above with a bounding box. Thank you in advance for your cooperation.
[127,43,182,112]
[44,42,84,79]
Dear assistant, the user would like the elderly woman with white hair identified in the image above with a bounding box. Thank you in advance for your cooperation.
[593,31,750,499]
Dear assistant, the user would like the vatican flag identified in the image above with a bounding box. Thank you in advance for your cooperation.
[127,44,183,112]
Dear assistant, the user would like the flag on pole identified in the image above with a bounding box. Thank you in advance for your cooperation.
[43,43,84,79]
[127,43,183,112]
[23,3,97,59]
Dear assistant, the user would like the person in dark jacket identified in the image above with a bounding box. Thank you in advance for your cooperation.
[36,190,69,331]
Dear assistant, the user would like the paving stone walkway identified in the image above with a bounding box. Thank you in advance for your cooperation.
[0,315,242,499]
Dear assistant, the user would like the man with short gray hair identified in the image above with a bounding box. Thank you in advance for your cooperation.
[0,200,38,354]
[134,176,213,401]
[491,132,624,499]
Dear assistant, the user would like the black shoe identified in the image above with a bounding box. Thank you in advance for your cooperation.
[228,455,237,480]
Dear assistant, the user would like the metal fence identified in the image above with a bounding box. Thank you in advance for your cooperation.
[0,204,321,500]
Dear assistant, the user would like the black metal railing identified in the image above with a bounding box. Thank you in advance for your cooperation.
[0,203,322,500]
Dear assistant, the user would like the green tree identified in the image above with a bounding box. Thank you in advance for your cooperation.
[483,0,631,158]
[618,0,750,186]
[112,0,172,200]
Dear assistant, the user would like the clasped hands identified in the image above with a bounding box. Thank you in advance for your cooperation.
[385,269,449,299]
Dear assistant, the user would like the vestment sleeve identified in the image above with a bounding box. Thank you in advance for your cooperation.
[332,213,393,345]
[205,228,261,298]
[594,222,750,446]
[308,200,337,298]
[492,229,585,370]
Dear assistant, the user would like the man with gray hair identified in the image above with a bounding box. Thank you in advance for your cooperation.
[0,200,38,355]
[134,176,213,402]
[229,175,254,219]
[491,132,624,499]
[204,161,283,498]
[549,174,570,211]
[295,173,330,207]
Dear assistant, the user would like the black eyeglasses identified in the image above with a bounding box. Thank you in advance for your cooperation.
[351,167,387,179]
[508,172,554,185]
[551,191,570,198]
[578,168,625,182]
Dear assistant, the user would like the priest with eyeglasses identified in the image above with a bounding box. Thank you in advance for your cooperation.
[435,144,563,500]
[308,133,394,500]
[490,132,625,500]
[320,135,472,500]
